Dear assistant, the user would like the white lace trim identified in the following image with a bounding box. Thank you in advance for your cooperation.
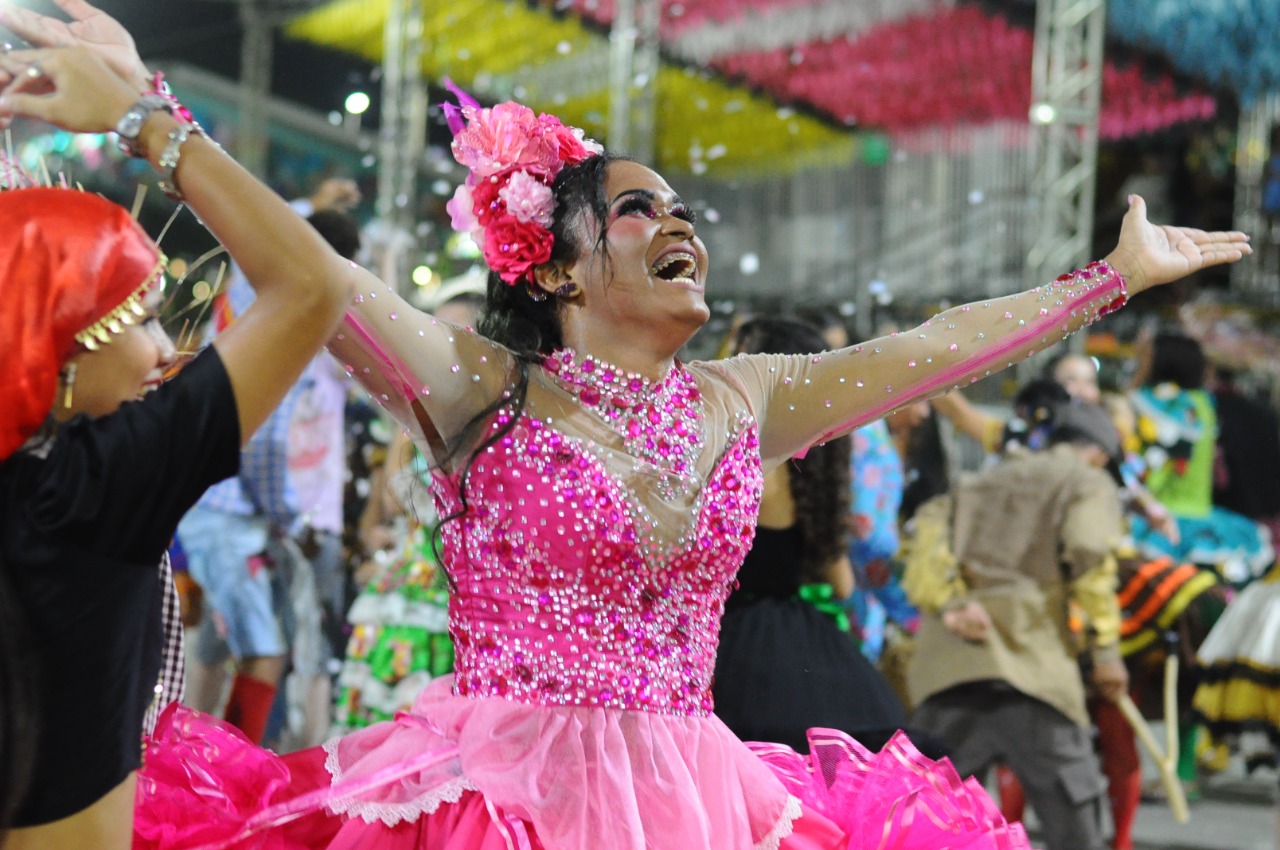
[322,737,478,826]
[756,795,802,850]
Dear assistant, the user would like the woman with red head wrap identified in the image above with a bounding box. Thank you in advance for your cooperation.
[0,43,358,850]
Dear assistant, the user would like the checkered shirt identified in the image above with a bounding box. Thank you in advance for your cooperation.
[143,552,185,736]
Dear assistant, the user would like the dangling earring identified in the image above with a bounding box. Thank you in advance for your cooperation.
[554,282,579,298]
[61,362,77,409]
[526,282,548,303]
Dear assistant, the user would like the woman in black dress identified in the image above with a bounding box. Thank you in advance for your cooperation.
[0,44,357,849]
[712,318,921,755]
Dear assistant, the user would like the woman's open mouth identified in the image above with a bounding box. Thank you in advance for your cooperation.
[651,251,699,287]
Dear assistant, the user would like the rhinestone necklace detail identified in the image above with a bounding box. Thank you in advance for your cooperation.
[542,348,705,479]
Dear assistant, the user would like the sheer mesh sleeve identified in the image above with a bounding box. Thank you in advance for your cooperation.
[707,261,1126,464]
[324,270,514,465]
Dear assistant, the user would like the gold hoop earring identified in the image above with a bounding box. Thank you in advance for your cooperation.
[61,363,77,409]
[526,282,548,303]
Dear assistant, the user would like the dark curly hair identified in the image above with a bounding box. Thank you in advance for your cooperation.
[734,317,852,582]
[434,154,632,569]
[1148,332,1206,390]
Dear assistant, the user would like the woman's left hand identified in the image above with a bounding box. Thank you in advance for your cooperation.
[0,47,138,135]
[0,0,149,91]
[1105,194,1252,295]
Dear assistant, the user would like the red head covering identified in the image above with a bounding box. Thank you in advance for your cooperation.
[0,187,164,460]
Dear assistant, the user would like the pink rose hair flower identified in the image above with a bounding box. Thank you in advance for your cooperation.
[498,171,556,228]
[443,80,603,286]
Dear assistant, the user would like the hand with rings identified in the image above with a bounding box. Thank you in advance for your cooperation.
[0,52,50,93]
[0,47,140,135]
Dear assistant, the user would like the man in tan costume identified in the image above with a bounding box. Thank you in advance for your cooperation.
[904,401,1128,850]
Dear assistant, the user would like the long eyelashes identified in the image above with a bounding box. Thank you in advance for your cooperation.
[615,197,697,225]
[671,204,697,225]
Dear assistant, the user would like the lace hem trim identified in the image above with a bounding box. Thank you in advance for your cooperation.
[756,794,802,850]
[322,737,477,826]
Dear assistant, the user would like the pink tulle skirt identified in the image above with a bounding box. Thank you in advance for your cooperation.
[134,681,1028,850]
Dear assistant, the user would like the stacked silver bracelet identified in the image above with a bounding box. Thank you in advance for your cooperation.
[113,85,210,202]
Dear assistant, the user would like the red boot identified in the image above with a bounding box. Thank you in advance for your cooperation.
[223,673,278,744]
[996,763,1026,824]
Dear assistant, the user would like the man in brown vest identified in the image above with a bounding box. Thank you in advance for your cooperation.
[904,401,1128,850]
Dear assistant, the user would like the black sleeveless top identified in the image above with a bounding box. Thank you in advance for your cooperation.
[725,525,804,609]
[1,348,239,825]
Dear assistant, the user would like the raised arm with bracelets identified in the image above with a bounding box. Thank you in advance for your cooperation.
[0,44,360,443]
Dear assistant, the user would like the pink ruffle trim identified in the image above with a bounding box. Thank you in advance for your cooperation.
[752,729,1031,850]
[134,693,1028,850]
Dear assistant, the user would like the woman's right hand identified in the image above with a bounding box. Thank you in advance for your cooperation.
[0,46,137,134]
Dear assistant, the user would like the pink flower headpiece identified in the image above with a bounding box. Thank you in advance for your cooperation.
[443,81,603,286]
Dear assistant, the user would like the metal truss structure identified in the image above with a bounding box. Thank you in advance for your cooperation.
[1025,0,1106,292]
[236,0,287,177]
[607,0,661,165]
[1233,94,1280,306]
[375,0,428,288]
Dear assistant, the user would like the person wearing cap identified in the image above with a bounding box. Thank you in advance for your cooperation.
[903,400,1129,850]
[0,44,358,850]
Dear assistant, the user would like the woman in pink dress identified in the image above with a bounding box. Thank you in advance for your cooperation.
[1,5,1254,849]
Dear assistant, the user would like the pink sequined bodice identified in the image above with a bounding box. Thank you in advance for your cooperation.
[432,355,763,717]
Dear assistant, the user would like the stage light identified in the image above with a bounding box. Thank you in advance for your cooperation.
[1030,102,1057,125]
[345,91,371,115]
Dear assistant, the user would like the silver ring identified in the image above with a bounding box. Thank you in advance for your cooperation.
[23,62,42,80]
[1,43,12,57]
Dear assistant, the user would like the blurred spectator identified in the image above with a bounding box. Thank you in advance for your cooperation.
[846,419,917,664]
[179,180,361,745]
[889,402,949,523]
[1128,333,1273,583]
[1209,365,1280,544]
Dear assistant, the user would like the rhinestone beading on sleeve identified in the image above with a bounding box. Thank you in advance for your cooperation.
[773,259,1130,451]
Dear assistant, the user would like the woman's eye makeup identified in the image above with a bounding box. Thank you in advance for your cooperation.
[617,196,656,218]
[614,196,697,224]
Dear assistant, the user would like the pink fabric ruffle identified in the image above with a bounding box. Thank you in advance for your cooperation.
[133,695,1029,850]
[134,704,459,850]
[134,705,297,850]
[752,729,1031,850]
[324,676,795,850]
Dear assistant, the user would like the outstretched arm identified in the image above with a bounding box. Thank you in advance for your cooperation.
[715,197,1250,464]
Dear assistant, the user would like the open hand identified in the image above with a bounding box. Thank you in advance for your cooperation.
[1104,195,1252,295]
[0,47,137,135]
[0,0,149,91]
